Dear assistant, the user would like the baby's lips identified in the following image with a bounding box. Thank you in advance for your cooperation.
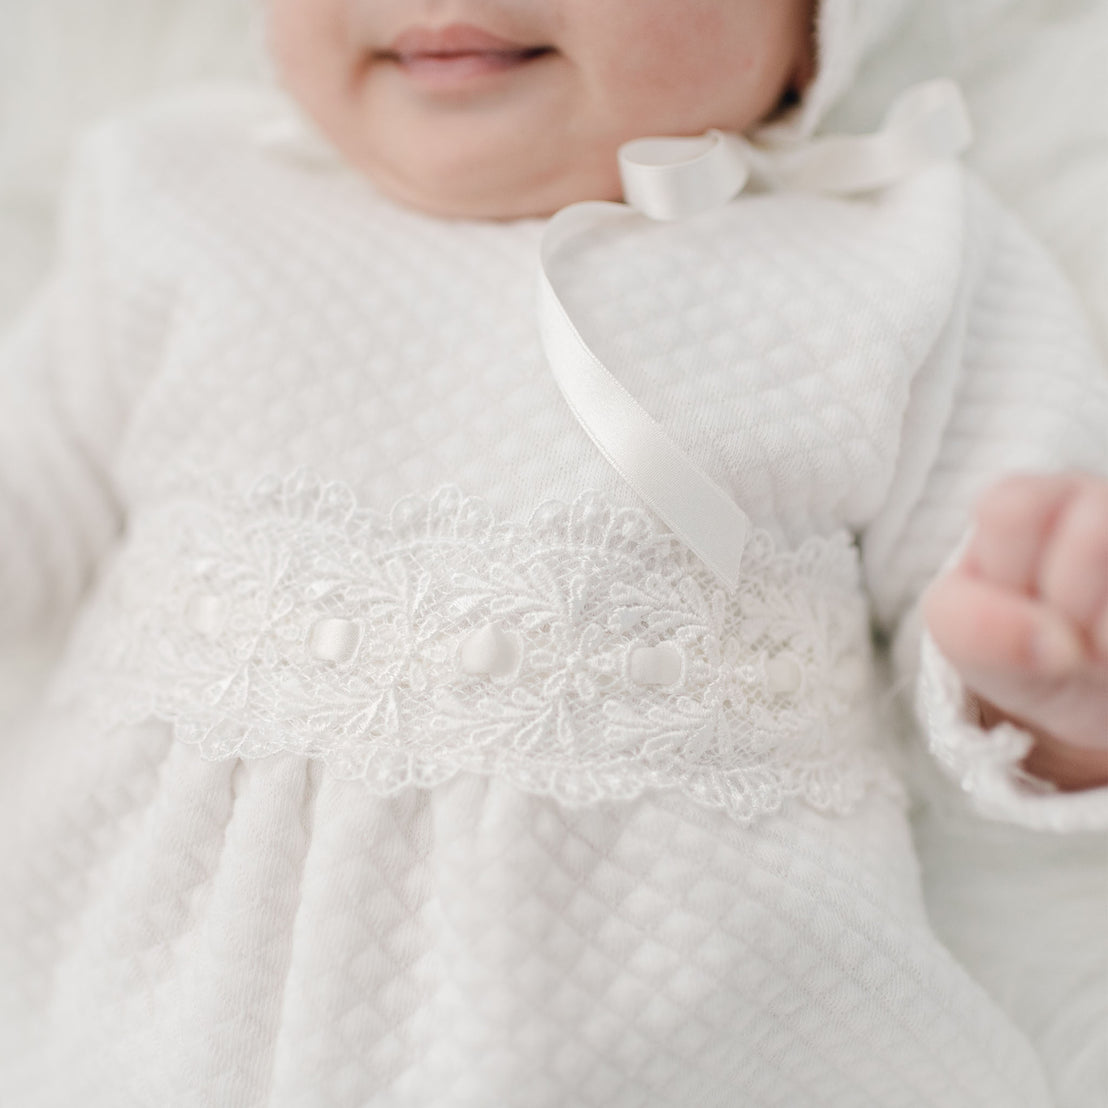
[378,22,554,91]
[386,22,544,60]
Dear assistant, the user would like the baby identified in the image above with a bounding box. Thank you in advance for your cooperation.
[1,0,1106,1105]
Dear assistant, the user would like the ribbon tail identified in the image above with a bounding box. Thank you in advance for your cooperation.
[538,204,750,587]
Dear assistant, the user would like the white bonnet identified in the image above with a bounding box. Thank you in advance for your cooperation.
[776,0,911,138]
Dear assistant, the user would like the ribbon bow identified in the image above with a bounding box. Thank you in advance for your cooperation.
[539,80,973,587]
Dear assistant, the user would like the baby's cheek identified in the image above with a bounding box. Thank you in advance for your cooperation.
[266,0,352,109]
[579,0,797,134]
[595,5,732,98]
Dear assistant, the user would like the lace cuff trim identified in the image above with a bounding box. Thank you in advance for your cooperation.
[56,469,900,822]
[918,633,1108,832]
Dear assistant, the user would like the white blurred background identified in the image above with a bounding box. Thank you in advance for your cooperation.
[0,0,256,328]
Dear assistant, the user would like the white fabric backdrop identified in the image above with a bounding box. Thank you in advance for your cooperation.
[0,0,256,328]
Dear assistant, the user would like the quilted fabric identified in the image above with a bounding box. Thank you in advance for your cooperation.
[0,715,1055,1107]
[0,86,1105,1103]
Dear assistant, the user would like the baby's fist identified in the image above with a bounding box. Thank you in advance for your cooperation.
[924,473,1108,790]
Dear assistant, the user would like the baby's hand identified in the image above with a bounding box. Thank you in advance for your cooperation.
[924,473,1108,790]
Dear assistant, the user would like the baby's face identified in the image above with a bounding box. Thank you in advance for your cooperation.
[267,0,814,219]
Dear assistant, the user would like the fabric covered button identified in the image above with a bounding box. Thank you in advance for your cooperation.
[184,593,227,638]
[308,618,362,664]
[629,642,682,686]
[765,653,803,696]
[459,623,520,678]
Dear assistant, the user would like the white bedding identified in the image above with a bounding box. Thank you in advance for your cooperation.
[0,0,256,328]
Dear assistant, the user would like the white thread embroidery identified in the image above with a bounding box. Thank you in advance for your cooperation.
[57,469,897,821]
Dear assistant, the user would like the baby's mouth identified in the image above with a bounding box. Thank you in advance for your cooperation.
[378,23,554,89]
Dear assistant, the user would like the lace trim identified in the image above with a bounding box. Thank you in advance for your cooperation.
[918,633,1108,832]
[56,469,899,821]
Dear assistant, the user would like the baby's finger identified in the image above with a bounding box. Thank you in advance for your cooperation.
[925,568,1085,679]
[963,473,1079,592]
[1037,480,1108,640]
[925,571,1108,753]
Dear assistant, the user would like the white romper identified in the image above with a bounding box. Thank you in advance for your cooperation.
[0,79,1105,1107]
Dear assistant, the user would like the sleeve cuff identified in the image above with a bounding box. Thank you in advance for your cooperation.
[917,631,1108,832]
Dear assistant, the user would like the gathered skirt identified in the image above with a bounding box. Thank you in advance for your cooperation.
[0,706,1054,1107]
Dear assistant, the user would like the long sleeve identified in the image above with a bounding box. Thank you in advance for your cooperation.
[860,170,1108,832]
[858,169,1108,1108]
[0,134,135,642]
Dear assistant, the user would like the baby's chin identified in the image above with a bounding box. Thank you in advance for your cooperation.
[340,142,627,221]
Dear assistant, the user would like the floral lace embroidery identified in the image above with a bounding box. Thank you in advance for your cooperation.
[56,469,898,821]
[915,633,1108,833]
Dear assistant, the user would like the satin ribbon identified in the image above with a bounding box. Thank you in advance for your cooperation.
[539,80,973,587]
[617,79,973,221]
[619,130,752,223]
[538,203,751,587]
[757,79,973,195]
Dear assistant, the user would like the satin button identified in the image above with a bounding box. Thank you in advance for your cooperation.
[765,653,803,696]
[308,618,362,664]
[629,642,682,686]
[459,623,520,678]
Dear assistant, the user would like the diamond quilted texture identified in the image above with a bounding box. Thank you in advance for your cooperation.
[99,95,967,557]
[2,734,1053,1107]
